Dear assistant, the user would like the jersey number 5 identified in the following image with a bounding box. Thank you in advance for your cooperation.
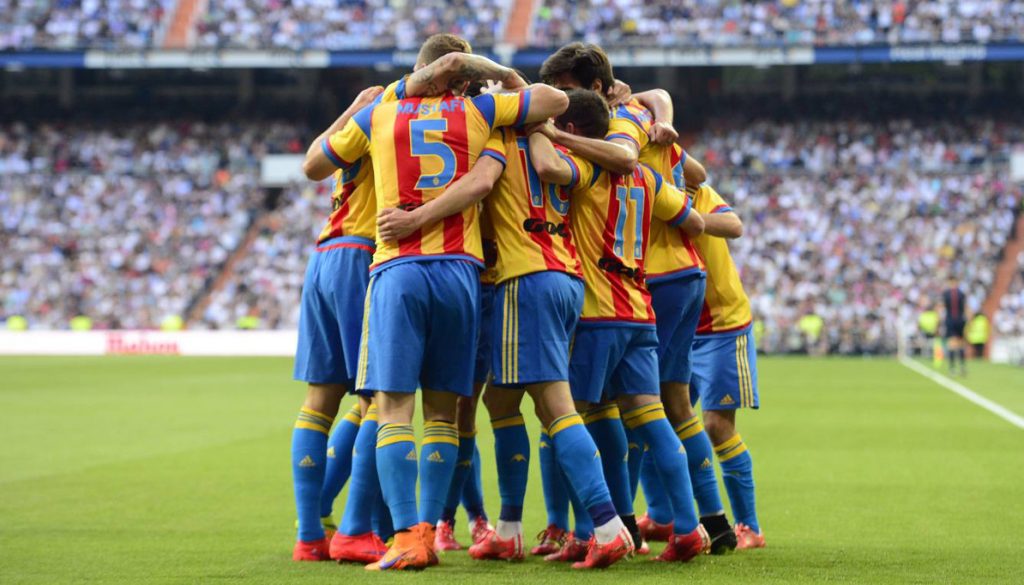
[613,185,645,260]
[410,119,456,190]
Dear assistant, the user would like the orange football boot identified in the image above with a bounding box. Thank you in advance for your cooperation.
[418,522,439,566]
[365,528,431,571]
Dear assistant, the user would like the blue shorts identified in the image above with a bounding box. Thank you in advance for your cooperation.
[474,284,496,385]
[650,274,706,385]
[356,260,480,397]
[690,326,759,410]
[491,271,584,387]
[569,325,661,403]
[293,236,374,387]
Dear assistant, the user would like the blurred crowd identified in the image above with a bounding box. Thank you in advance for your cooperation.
[0,0,172,50]
[994,251,1024,337]
[2,116,1022,357]
[688,118,1023,353]
[5,0,1024,50]
[0,121,304,329]
[532,0,1024,47]
[199,184,313,330]
[193,0,504,51]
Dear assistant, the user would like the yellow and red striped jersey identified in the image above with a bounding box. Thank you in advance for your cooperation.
[482,128,584,284]
[572,162,692,325]
[692,184,752,336]
[608,98,704,283]
[323,86,531,272]
[316,79,406,244]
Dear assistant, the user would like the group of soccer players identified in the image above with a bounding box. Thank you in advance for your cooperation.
[289,33,764,571]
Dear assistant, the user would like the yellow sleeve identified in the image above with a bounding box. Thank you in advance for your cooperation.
[472,91,531,130]
[323,106,373,168]
[480,129,509,167]
[606,112,649,152]
[649,167,691,227]
[694,185,733,215]
[380,78,407,102]
[563,152,594,191]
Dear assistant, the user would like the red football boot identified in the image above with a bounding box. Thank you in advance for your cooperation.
[734,523,766,550]
[571,530,634,570]
[543,532,588,563]
[470,516,493,545]
[638,513,673,542]
[434,520,462,551]
[292,538,331,562]
[530,524,567,556]
[654,525,711,563]
[467,528,524,561]
[329,531,387,563]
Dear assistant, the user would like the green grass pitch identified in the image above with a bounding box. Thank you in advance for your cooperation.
[2,356,1023,584]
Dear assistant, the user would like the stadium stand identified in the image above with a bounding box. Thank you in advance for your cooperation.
[0,0,173,50]
[199,184,312,330]
[2,114,1020,354]
[192,0,508,50]
[0,121,304,329]
[995,251,1024,337]
[530,0,1024,47]
[3,0,1024,50]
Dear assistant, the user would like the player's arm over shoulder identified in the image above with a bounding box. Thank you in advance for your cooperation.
[528,127,581,186]
[302,86,383,181]
[474,84,568,130]
[650,167,703,237]
[699,187,742,239]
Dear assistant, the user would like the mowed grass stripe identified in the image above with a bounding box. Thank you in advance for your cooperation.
[0,357,1022,584]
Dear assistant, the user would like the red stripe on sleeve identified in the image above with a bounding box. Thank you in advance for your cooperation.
[394,98,425,256]
[441,98,471,254]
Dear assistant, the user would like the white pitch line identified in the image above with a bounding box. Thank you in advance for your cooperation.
[899,357,1024,430]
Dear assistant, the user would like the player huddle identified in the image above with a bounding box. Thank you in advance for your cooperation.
[290,33,763,571]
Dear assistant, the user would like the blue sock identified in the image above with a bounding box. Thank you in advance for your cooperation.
[319,403,361,518]
[492,414,530,522]
[676,415,725,516]
[461,444,487,522]
[716,434,760,533]
[292,406,334,542]
[639,446,674,525]
[624,426,644,500]
[584,405,633,516]
[538,429,569,531]
[624,403,699,534]
[419,421,460,525]
[548,413,617,529]
[372,490,394,541]
[375,423,419,531]
[442,431,476,524]
[339,405,379,536]
[562,462,594,540]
